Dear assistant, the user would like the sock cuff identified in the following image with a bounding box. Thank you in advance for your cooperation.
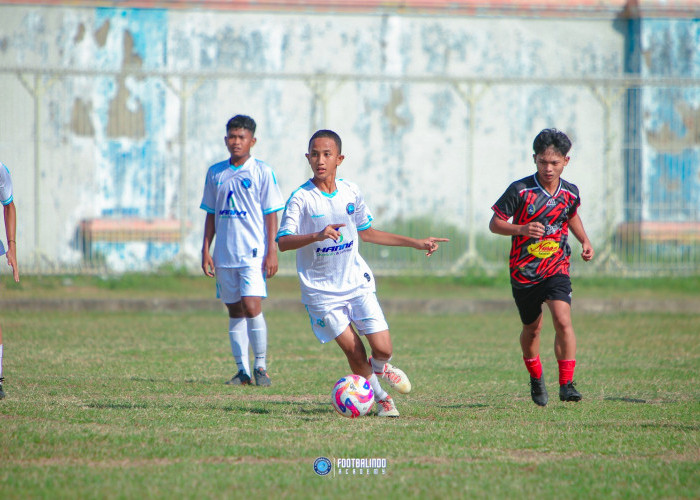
[370,357,390,374]
[229,317,246,328]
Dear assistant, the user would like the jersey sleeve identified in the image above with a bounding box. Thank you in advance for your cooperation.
[568,193,581,219]
[276,193,303,240]
[260,165,285,215]
[199,168,216,214]
[0,164,13,206]
[491,182,520,221]
[350,184,373,231]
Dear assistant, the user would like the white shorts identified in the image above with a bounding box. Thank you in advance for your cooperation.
[215,266,267,304]
[305,293,389,344]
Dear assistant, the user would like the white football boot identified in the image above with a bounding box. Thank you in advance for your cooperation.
[378,362,412,394]
[376,395,400,418]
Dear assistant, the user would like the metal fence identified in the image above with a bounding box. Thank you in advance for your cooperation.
[1,66,698,276]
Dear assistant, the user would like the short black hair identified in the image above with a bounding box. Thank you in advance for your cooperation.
[308,129,342,154]
[226,115,256,135]
[533,128,572,156]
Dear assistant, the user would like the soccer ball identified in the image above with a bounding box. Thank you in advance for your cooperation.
[331,374,375,418]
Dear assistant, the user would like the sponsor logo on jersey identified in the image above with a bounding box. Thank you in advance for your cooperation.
[546,198,557,206]
[346,203,355,215]
[527,239,560,259]
[316,240,354,256]
[220,190,247,218]
[241,178,252,189]
[544,222,562,235]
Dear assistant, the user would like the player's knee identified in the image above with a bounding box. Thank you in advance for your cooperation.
[227,302,245,318]
[521,325,541,339]
[370,348,392,361]
[241,298,262,317]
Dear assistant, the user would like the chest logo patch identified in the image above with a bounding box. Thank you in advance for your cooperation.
[527,204,535,215]
[527,240,560,259]
[346,203,355,215]
[241,178,252,189]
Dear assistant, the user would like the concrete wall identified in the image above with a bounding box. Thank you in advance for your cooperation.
[0,4,691,272]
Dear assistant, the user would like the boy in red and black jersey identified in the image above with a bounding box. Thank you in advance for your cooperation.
[490,129,594,406]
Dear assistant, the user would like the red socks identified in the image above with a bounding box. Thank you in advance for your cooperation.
[523,355,543,379]
[525,356,577,385]
[557,359,576,385]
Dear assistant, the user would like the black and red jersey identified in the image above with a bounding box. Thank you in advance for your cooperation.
[492,174,581,289]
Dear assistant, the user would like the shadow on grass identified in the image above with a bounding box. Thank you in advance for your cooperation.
[436,403,490,409]
[604,396,648,403]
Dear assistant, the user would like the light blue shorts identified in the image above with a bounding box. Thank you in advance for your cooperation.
[215,266,267,304]
[305,293,389,344]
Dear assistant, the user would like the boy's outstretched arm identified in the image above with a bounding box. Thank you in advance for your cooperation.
[358,227,448,257]
[278,224,346,252]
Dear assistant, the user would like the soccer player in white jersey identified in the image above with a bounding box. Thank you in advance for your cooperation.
[277,130,448,417]
[201,116,284,387]
[0,162,19,400]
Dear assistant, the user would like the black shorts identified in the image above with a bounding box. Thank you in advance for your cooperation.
[512,274,572,325]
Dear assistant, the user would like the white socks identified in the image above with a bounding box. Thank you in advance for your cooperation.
[228,318,249,376]
[247,313,267,371]
[368,373,388,401]
[229,314,268,374]
[370,356,390,375]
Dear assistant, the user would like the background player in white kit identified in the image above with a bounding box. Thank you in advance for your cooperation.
[201,115,284,386]
[277,130,448,417]
[0,162,19,400]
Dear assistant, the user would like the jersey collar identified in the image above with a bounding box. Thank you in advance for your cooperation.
[229,155,255,171]
[533,173,561,198]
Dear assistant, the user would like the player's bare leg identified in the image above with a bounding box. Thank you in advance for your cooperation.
[366,330,411,394]
[547,299,581,402]
[520,313,543,359]
[335,325,372,378]
[335,326,398,417]
[521,314,548,406]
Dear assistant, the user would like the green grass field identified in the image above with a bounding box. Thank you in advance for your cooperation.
[0,276,698,498]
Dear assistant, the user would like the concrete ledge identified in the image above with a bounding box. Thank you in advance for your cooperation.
[0,298,698,314]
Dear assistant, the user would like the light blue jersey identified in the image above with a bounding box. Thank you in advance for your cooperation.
[0,163,13,206]
[200,156,284,268]
[277,178,375,305]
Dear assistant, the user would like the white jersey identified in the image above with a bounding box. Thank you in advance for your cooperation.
[277,178,376,305]
[200,156,284,268]
[0,163,13,206]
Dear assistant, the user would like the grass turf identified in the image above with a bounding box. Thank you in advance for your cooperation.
[0,301,697,498]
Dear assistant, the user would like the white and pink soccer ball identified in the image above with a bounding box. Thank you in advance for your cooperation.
[331,374,375,418]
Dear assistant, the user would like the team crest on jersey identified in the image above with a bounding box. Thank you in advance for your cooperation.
[346,203,355,215]
[241,178,252,189]
[527,204,535,215]
[527,240,560,259]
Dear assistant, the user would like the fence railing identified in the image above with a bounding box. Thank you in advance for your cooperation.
[1,66,698,276]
